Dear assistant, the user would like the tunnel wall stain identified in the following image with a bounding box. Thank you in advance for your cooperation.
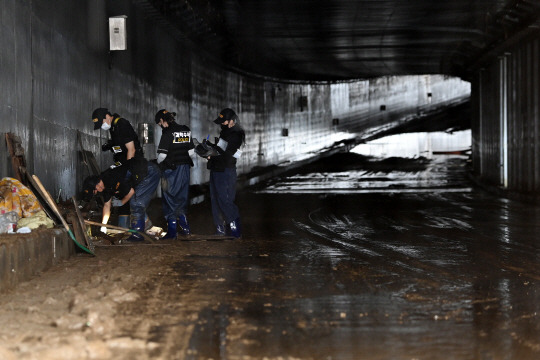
[0,0,470,200]
[472,65,502,186]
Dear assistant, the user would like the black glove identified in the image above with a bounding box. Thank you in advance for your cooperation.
[101,141,113,152]
[158,162,168,172]
[149,158,167,171]
[203,139,216,148]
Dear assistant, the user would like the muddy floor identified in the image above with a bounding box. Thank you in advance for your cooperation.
[1,153,540,359]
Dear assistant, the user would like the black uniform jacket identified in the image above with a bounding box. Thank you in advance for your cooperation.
[109,116,144,165]
[207,125,244,172]
[100,166,133,202]
[157,122,195,169]
[109,115,148,185]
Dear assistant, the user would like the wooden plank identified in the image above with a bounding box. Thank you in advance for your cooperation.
[5,133,27,184]
[181,234,236,241]
[72,196,95,252]
[19,167,59,225]
[32,175,94,255]
[66,213,86,250]
[76,130,104,206]
[84,220,156,243]
[86,152,101,176]
[77,130,100,176]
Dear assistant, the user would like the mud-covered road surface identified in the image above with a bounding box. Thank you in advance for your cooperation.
[1,153,540,359]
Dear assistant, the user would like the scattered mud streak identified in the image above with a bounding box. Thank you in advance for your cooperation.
[0,155,540,359]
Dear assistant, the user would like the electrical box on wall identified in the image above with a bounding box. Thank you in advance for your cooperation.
[109,16,127,51]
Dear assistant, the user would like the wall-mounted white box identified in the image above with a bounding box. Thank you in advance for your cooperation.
[109,16,127,51]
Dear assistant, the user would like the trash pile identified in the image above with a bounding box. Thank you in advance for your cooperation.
[2,132,96,255]
[1,131,166,255]
[0,177,54,234]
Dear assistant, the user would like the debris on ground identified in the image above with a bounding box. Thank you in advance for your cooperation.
[0,177,55,233]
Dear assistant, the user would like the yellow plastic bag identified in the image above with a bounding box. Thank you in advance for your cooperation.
[0,177,43,218]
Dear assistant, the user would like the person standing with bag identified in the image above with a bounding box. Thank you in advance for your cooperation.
[155,109,195,238]
[206,108,245,238]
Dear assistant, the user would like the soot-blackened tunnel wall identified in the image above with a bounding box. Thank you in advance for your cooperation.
[0,0,470,200]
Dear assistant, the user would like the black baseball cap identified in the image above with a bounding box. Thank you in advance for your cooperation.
[82,175,100,196]
[214,108,237,124]
[92,108,110,130]
[155,109,176,124]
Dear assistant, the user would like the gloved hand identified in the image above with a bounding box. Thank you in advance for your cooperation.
[111,198,123,207]
[100,226,107,234]
[203,139,216,148]
[158,161,169,172]
[101,141,113,152]
[194,138,219,158]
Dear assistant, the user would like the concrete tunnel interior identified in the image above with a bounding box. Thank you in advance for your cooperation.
[2,0,540,359]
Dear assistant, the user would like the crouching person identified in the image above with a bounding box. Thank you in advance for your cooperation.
[82,159,160,242]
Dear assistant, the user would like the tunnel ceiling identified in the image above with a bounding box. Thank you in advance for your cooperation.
[141,0,540,81]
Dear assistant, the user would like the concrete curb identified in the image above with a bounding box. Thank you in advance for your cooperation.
[0,229,74,293]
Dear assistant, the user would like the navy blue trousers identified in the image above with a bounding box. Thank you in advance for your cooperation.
[209,167,240,227]
[162,164,191,221]
[129,162,160,221]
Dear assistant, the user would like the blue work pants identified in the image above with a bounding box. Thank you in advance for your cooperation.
[162,164,191,221]
[209,167,239,227]
[130,162,160,221]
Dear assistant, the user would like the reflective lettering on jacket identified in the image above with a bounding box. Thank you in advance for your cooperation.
[109,161,123,169]
[173,131,191,144]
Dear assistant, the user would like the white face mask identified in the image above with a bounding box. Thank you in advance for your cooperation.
[101,122,111,131]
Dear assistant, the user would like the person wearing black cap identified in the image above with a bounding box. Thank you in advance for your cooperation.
[82,163,160,242]
[91,107,160,241]
[206,108,245,238]
[81,167,135,235]
[155,109,195,239]
[91,108,145,170]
